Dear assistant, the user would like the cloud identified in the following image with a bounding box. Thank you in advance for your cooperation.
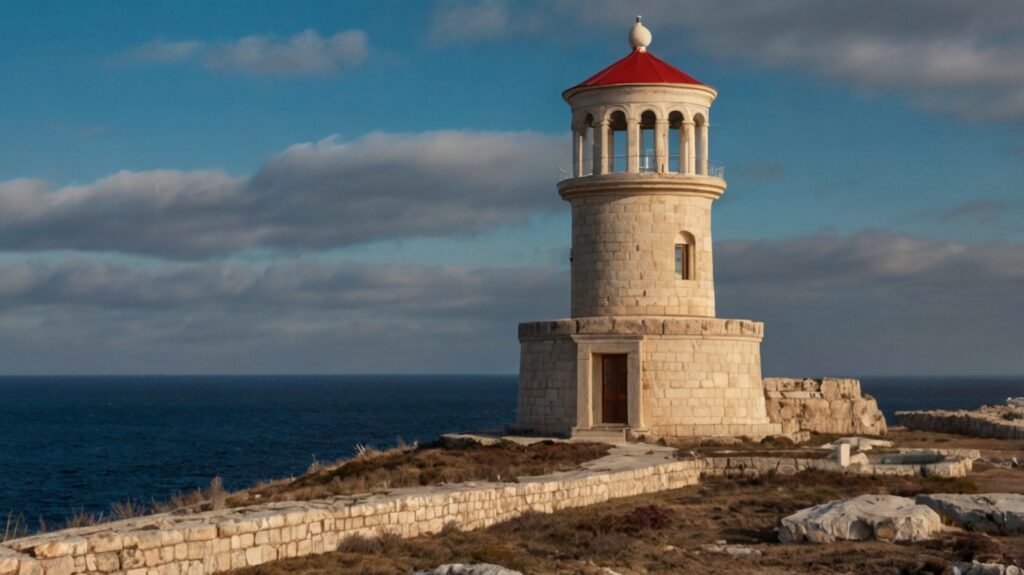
[715,231,1024,375]
[429,0,545,46]
[0,258,568,374]
[442,0,1024,120]
[938,200,1010,225]
[111,29,368,77]
[0,131,565,259]
[0,231,1020,374]
[431,0,512,45]
[203,29,368,76]
[111,39,204,65]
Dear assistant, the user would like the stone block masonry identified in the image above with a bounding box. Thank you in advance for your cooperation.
[517,317,778,438]
[763,378,887,436]
[898,404,1024,440]
[0,445,703,575]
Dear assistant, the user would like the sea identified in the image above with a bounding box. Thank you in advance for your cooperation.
[1,375,1021,530]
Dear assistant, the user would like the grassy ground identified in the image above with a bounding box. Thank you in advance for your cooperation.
[230,470,1023,575]
[2,439,610,540]
[229,430,1024,575]
[225,439,611,508]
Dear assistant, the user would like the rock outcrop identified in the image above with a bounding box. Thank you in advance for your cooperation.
[779,495,942,543]
[916,494,1024,535]
[898,401,1024,440]
[764,378,887,435]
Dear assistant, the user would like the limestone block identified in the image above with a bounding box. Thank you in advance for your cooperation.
[779,495,942,543]
[38,557,75,575]
[30,537,87,559]
[576,317,613,334]
[915,494,1024,535]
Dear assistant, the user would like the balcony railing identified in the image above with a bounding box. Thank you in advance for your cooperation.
[558,155,725,182]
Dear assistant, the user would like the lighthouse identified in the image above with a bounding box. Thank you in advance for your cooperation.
[517,18,781,440]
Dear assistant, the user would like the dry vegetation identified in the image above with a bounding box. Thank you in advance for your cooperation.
[226,439,611,507]
[3,439,609,542]
[230,470,1023,575]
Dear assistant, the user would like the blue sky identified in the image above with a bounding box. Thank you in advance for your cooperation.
[0,1,1022,375]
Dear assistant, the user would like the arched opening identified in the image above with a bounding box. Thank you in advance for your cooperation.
[694,114,708,175]
[674,231,696,280]
[608,110,627,173]
[639,110,657,173]
[668,111,684,173]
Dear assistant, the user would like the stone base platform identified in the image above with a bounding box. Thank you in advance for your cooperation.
[518,316,781,439]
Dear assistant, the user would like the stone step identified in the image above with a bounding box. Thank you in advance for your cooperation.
[571,426,629,444]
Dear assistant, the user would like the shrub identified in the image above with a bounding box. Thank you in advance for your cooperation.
[621,504,676,531]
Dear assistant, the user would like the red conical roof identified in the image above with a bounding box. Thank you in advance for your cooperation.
[567,49,703,93]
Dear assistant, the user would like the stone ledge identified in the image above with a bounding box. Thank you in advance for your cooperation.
[518,317,763,341]
[897,409,1024,440]
[0,445,703,575]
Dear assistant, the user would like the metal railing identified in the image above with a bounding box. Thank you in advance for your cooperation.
[558,155,725,182]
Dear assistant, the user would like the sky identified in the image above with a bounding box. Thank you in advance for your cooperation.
[0,0,1022,376]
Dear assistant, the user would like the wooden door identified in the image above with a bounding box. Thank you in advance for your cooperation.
[601,354,629,424]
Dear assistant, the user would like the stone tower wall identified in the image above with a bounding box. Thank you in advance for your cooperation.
[517,336,577,435]
[642,336,771,435]
[570,193,715,317]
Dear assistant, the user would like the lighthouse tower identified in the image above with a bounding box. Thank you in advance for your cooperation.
[517,18,780,440]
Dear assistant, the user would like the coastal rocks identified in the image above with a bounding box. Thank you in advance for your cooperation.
[916,494,1024,535]
[764,378,887,436]
[779,495,942,543]
[413,564,522,575]
[898,400,1024,440]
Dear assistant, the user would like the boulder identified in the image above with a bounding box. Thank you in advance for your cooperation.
[915,494,1024,535]
[413,564,522,575]
[951,561,1024,575]
[822,437,894,451]
[779,495,942,543]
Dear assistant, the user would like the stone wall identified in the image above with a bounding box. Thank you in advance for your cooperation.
[763,378,887,435]
[516,335,577,435]
[643,336,776,437]
[568,193,716,318]
[518,317,779,438]
[898,409,1024,440]
[0,455,703,575]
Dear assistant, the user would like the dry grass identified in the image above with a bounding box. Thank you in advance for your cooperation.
[229,470,1024,575]
[226,439,611,507]
[2,512,29,543]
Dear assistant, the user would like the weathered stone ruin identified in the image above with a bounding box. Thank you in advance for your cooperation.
[763,378,887,436]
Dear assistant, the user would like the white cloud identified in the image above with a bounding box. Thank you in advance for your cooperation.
[203,29,368,76]
[0,131,565,259]
[110,39,204,65]
[0,232,1021,374]
[442,0,1024,120]
[111,29,368,77]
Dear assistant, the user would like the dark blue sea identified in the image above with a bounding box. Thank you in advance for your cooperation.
[1,375,1021,530]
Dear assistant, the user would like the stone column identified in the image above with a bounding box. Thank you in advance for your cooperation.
[683,120,696,175]
[655,119,669,173]
[699,121,709,175]
[573,130,582,177]
[596,120,609,175]
[627,118,640,173]
[607,122,616,172]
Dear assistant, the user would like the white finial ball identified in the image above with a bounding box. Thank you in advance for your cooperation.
[629,16,652,52]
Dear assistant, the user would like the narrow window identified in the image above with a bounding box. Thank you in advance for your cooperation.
[675,244,691,279]
[675,231,696,280]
